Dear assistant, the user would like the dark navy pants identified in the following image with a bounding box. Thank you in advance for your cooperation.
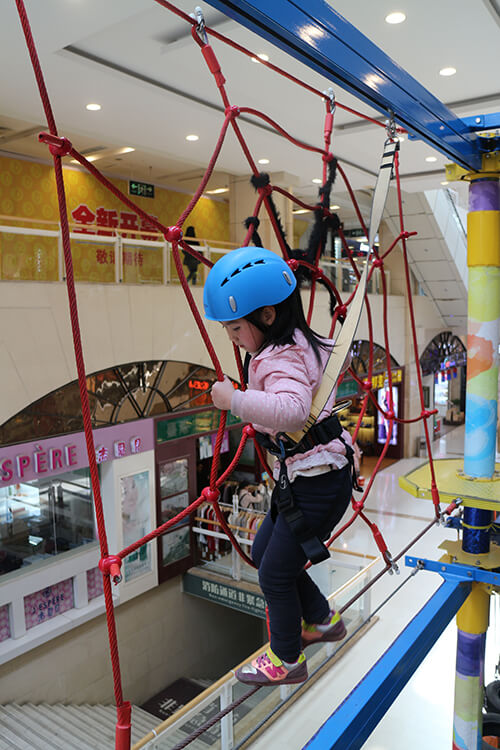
[252,465,352,662]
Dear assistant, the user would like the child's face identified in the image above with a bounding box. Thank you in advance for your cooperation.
[222,318,265,353]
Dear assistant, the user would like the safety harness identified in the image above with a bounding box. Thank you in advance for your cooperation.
[243,354,360,565]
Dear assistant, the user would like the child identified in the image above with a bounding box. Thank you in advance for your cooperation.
[204,247,353,686]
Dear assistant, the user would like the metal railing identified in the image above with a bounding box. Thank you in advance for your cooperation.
[0,219,390,293]
[131,555,378,750]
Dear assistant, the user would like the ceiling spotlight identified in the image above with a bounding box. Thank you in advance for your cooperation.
[312,178,322,184]
[330,204,340,210]
[385,11,406,24]
[206,187,229,195]
[293,209,310,215]
[120,147,135,154]
[441,181,449,186]
[439,67,457,77]
[70,155,97,164]
[251,53,269,63]
[425,156,437,162]
[86,103,101,111]
[258,158,270,165]
[186,134,199,142]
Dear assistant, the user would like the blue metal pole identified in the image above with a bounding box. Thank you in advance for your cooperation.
[204,0,479,169]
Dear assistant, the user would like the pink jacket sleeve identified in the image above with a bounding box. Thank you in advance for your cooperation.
[230,349,314,433]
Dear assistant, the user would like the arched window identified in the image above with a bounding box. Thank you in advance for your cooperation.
[420,331,467,376]
[350,339,399,376]
[0,360,217,447]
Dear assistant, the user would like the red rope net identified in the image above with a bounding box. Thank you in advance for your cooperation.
[13,1,442,747]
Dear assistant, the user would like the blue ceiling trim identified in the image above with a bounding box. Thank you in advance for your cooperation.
[203,0,481,170]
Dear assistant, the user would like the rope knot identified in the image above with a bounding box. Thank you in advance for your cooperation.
[225,105,240,118]
[373,257,383,268]
[201,486,220,504]
[258,184,272,197]
[337,304,347,318]
[385,410,395,420]
[322,151,335,163]
[98,555,123,584]
[38,132,73,157]
[287,258,299,272]
[362,379,372,392]
[243,425,256,438]
[166,225,183,242]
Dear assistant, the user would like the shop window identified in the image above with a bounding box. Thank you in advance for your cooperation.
[420,331,467,376]
[24,578,74,630]
[350,340,399,376]
[0,360,219,447]
[0,467,96,579]
[0,604,10,643]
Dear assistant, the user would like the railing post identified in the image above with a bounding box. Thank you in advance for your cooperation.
[114,235,121,284]
[219,681,234,750]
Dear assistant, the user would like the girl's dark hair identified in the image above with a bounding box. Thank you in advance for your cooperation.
[244,288,329,363]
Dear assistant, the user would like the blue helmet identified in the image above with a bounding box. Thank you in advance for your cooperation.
[203,247,297,321]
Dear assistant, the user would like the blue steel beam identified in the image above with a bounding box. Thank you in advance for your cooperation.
[204,0,480,170]
[302,579,470,750]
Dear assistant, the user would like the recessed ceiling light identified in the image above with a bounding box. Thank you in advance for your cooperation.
[251,53,269,63]
[120,147,135,154]
[258,158,270,165]
[385,11,406,24]
[312,178,322,184]
[206,187,229,195]
[330,204,340,210]
[293,209,310,215]
[186,134,199,142]
[441,181,449,186]
[426,156,437,163]
[86,103,101,111]
[439,67,457,77]
[70,155,97,164]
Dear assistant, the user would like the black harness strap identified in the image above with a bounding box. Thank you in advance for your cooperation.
[242,353,359,565]
[255,414,360,565]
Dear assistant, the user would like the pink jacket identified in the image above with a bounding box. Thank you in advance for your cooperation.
[231,329,352,480]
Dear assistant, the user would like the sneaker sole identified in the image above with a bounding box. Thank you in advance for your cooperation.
[301,619,347,648]
[236,665,308,686]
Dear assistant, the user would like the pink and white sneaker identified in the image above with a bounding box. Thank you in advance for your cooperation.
[235,647,308,686]
[301,610,347,648]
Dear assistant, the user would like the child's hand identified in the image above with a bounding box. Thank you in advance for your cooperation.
[211,376,236,411]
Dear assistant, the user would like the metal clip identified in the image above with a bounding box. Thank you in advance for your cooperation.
[385,110,397,140]
[191,6,208,45]
[385,550,400,575]
[324,87,336,113]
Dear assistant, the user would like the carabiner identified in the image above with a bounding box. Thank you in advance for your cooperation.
[191,5,208,45]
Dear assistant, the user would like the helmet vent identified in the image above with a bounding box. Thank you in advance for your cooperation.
[229,295,237,312]
[282,270,293,285]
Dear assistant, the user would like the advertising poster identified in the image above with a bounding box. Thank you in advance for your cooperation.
[120,470,152,582]
[377,386,399,446]
[162,527,190,566]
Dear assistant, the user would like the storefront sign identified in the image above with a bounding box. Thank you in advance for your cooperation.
[337,377,358,399]
[183,572,266,619]
[156,410,241,444]
[371,368,403,390]
[0,420,154,486]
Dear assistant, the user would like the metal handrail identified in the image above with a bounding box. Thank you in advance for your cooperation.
[131,555,379,750]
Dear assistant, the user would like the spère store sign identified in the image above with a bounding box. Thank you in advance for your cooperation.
[0,421,154,485]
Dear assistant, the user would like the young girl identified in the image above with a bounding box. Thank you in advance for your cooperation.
[204,247,353,686]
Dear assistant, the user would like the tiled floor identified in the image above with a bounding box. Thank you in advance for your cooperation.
[250,424,500,749]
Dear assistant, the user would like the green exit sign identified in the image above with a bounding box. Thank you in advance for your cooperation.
[129,180,155,199]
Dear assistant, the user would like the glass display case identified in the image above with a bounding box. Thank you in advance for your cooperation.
[0,468,96,577]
